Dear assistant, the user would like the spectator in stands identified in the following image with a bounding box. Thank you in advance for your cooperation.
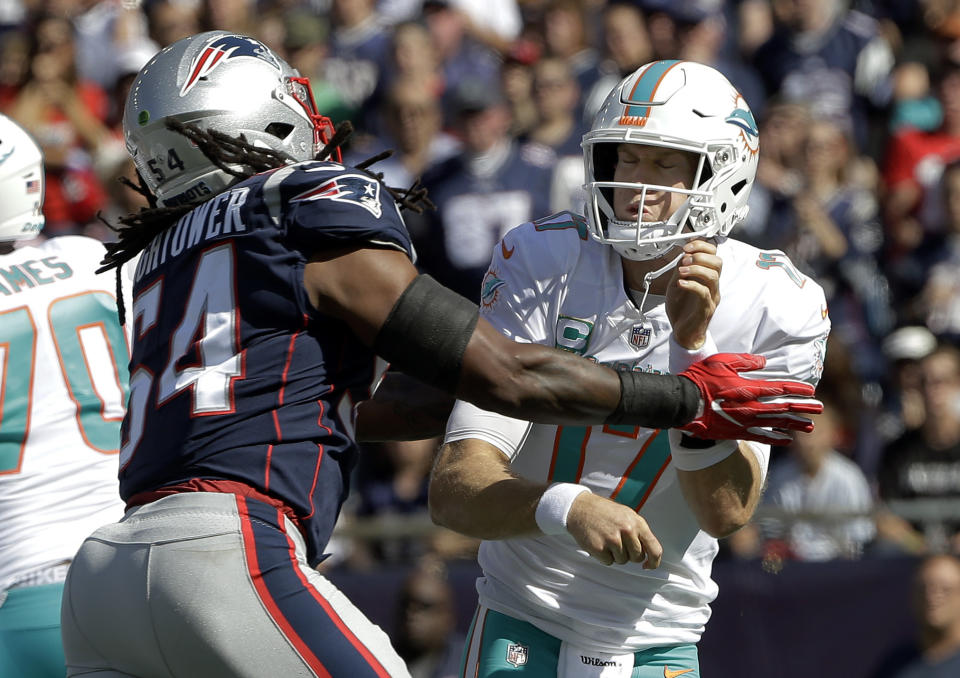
[444,0,523,54]
[878,343,960,554]
[759,398,876,561]
[889,60,943,135]
[540,0,600,119]
[520,57,586,214]
[200,0,257,35]
[353,438,439,565]
[881,326,939,437]
[422,0,502,127]
[325,0,392,132]
[522,56,583,158]
[6,13,111,235]
[348,79,459,193]
[883,55,960,302]
[740,98,811,248]
[278,9,352,127]
[389,21,444,100]
[872,554,960,678]
[789,118,893,384]
[642,0,765,117]
[392,558,465,678]
[0,31,29,110]
[146,0,202,47]
[410,78,553,301]
[580,1,652,126]
[500,40,540,139]
[752,0,894,155]
[870,325,939,485]
[69,0,156,92]
[919,160,960,340]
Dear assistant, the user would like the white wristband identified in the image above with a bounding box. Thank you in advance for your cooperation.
[668,429,739,471]
[535,483,591,535]
[668,332,719,374]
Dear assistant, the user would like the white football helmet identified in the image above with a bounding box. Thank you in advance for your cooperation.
[582,60,759,261]
[124,31,336,207]
[0,114,44,242]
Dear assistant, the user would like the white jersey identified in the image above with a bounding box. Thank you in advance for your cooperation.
[445,212,831,653]
[0,236,129,591]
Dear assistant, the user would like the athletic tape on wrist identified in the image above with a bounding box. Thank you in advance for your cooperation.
[605,371,700,428]
[535,482,591,535]
[667,429,739,471]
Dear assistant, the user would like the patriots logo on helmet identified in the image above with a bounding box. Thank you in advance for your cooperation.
[292,174,382,218]
[180,35,281,96]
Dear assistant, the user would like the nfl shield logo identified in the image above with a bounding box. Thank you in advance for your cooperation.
[630,325,651,348]
[506,643,528,667]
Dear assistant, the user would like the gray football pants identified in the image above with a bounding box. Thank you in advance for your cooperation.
[61,492,410,678]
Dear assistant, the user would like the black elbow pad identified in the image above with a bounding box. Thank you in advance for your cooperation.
[373,274,479,392]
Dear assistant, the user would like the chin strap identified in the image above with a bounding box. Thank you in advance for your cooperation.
[633,251,684,320]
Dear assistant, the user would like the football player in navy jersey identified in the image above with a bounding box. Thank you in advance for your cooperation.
[60,32,822,678]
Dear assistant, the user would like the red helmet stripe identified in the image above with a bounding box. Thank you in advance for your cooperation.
[183,47,215,94]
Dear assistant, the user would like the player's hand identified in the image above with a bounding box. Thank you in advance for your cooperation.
[678,353,823,445]
[666,240,721,349]
[565,492,662,568]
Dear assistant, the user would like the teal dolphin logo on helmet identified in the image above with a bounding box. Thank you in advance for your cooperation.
[726,106,758,138]
[726,94,759,154]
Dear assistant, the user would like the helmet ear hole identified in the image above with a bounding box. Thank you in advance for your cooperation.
[265,122,294,140]
[593,143,619,215]
[594,143,618,183]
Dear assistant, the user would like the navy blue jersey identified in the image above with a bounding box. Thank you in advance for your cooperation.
[752,10,892,151]
[119,161,413,566]
[411,142,554,301]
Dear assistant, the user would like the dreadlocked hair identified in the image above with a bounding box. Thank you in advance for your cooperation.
[100,118,434,324]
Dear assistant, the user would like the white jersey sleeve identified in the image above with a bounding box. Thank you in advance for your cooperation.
[445,399,532,460]
[0,236,128,590]
[447,214,592,455]
[713,242,831,388]
[477,215,586,345]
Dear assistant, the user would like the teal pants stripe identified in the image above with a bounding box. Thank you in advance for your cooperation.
[462,606,699,678]
[0,583,67,678]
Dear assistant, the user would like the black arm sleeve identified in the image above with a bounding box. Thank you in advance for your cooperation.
[373,274,479,393]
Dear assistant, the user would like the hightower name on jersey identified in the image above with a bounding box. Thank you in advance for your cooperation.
[134,185,250,283]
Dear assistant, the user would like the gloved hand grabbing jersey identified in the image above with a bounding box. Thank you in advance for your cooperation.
[678,353,823,446]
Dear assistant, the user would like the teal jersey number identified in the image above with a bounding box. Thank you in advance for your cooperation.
[0,307,36,474]
[0,293,129,474]
[548,425,672,511]
[49,292,130,453]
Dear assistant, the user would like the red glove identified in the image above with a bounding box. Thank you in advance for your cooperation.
[677,353,823,445]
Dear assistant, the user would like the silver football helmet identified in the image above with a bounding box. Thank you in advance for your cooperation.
[124,31,336,207]
[583,60,759,261]
[0,114,44,242]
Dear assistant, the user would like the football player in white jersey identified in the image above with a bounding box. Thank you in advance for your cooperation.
[428,61,831,677]
[0,114,128,677]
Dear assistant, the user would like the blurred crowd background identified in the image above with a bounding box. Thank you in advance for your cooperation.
[7,0,960,673]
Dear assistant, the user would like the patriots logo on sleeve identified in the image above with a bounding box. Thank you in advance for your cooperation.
[180,35,281,96]
[291,174,383,218]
